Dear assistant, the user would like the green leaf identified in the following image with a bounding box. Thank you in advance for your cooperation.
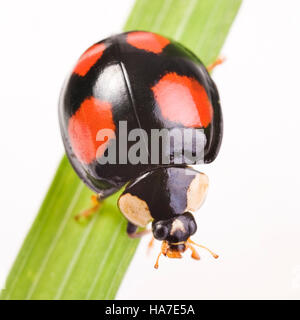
[125,0,242,65]
[1,0,242,300]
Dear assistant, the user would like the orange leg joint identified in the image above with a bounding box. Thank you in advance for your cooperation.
[206,57,225,73]
[75,194,101,221]
[147,236,155,255]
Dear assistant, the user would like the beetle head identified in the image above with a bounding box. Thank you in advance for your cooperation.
[152,212,197,257]
[152,212,219,268]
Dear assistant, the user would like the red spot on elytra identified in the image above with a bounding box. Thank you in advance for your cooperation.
[127,32,170,54]
[73,43,105,76]
[68,97,115,164]
[152,73,213,128]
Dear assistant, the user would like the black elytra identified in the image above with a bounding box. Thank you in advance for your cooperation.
[59,31,223,256]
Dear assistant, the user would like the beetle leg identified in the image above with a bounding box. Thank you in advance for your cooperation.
[147,236,155,255]
[206,57,225,72]
[127,222,151,238]
[154,251,162,269]
[75,194,101,221]
[188,238,219,259]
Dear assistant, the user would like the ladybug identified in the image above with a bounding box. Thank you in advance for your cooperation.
[59,31,223,268]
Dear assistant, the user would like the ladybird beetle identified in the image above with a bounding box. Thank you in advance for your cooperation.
[59,31,223,268]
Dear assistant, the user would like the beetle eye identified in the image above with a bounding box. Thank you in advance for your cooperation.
[153,223,169,240]
[188,219,197,235]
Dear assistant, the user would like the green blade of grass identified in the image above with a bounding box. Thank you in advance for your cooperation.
[1,0,242,300]
[125,0,242,65]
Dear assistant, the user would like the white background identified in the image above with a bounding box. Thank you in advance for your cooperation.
[0,0,300,299]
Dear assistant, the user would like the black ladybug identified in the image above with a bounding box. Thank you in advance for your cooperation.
[59,31,223,268]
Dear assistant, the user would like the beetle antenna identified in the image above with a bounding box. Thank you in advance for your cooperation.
[186,242,200,260]
[188,238,219,259]
[154,241,169,268]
